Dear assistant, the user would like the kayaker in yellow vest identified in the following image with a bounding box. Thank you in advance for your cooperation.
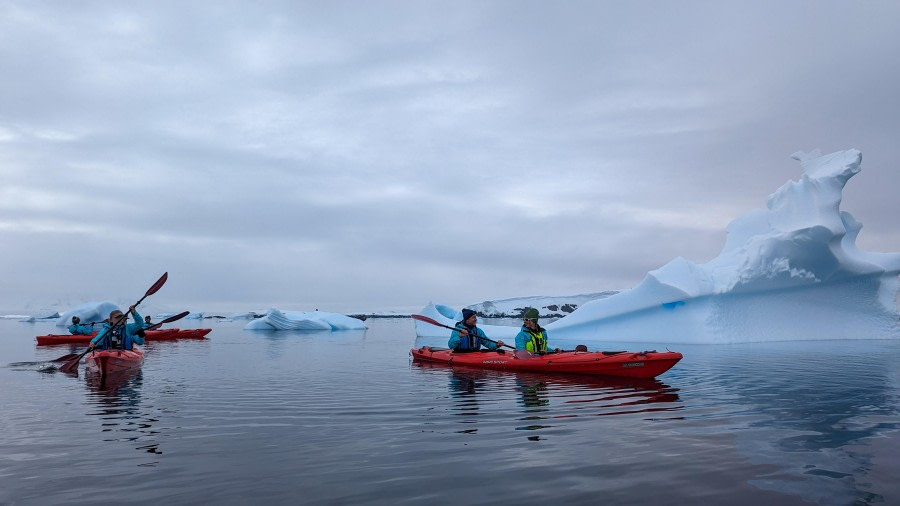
[449,309,505,352]
[514,308,560,354]
[67,316,94,335]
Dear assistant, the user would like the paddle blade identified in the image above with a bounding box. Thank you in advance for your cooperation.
[51,353,81,363]
[161,310,189,324]
[59,351,86,375]
[411,314,439,325]
[144,311,190,331]
[145,272,168,297]
[411,314,454,330]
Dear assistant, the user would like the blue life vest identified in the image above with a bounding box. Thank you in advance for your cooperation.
[455,323,480,351]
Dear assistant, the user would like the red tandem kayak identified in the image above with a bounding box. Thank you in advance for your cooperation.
[85,347,144,377]
[410,346,683,379]
[36,328,211,345]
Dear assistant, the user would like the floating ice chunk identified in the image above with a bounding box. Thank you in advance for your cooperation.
[244,308,368,331]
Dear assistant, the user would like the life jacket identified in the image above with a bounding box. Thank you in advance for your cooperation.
[103,325,126,350]
[68,324,90,336]
[523,328,548,354]
[454,322,480,352]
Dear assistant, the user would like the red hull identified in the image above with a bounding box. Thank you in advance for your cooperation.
[410,347,682,379]
[36,328,211,345]
[85,347,144,377]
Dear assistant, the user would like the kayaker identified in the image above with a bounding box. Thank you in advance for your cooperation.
[88,305,146,351]
[449,309,505,352]
[514,308,560,354]
[67,316,94,335]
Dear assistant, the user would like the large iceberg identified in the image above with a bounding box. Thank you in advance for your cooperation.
[416,149,900,344]
[244,308,368,331]
[55,301,120,327]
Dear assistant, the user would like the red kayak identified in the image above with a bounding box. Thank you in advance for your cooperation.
[85,347,144,377]
[410,347,683,379]
[36,328,211,346]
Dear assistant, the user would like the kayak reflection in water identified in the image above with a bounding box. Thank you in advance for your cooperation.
[89,306,146,351]
[449,309,505,352]
[517,378,550,408]
[514,308,560,354]
[68,316,94,335]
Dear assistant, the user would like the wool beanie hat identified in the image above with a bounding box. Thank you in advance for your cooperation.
[523,308,539,320]
[461,309,477,322]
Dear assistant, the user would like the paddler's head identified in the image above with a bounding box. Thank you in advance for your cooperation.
[109,309,125,322]
[523,308,539,329]
[461,309,477,327]
[71,316,80,324]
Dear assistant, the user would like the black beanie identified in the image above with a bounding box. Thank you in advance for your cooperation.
[461,309,477,322]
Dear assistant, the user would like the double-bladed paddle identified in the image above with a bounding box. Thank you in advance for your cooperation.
[58,273,169,375]
[411,314,514,349]
[411,314,593,358]
[410,314,541,360]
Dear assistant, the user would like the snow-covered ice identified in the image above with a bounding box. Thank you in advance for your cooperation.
[244,308,368,331]
[55,301,119,327]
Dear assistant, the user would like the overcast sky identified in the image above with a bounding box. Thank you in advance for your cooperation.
[2,1,900,314]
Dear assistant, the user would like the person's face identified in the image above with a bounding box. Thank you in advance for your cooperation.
[524,318,537,329]
[110,311,124,321]
[465,314,477,326]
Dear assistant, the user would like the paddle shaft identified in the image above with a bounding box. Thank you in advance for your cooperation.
[411,314,514,350]
[59,273,168,374]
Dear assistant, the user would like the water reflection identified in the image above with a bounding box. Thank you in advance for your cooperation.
[448,370,482,434]
[415,362,682,439]
[83,369,164,458]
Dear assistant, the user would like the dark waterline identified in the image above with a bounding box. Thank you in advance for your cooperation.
[1,319,898,505]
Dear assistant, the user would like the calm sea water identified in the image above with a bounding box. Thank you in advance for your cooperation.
[1,318,898,505]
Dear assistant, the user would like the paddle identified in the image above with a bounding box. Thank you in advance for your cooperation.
[58,273,169,374]
[139,310,190,333]
[411,314,515,350]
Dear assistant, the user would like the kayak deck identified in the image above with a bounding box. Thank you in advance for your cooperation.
[410,346,682,379]
[36,328,211,345]
[85,347,144,377]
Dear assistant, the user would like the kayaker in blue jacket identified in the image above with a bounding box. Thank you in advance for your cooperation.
[67,316,94,335]
[88,306,146,351]
[514,308,560,354]
[448,309,504,352]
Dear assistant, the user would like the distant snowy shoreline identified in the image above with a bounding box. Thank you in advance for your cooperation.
[0,292,618,322]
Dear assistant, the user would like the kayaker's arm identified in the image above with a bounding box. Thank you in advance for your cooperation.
[476,328,503,350]
[90,327,110,347]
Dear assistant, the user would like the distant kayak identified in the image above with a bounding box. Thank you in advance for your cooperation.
[35,328,211,346]
[410,347,682,379]
[85,347,144,377]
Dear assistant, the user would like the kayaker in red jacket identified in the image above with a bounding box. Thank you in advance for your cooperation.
[88,306,146,351]
[67,316,94,335]
[449,309,505,352]
[514,308,560,354]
